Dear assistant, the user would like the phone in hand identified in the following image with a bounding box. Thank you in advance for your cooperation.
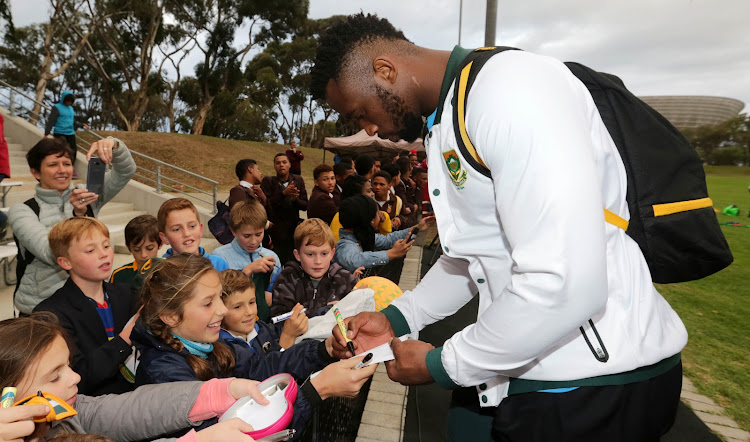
[409,227,420,242]
[86,156,106,195]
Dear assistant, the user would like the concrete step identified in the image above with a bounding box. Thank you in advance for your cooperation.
[98,201,136,216]
[7,143,26,153]
[10,159,31,169]
[98,210,147,228]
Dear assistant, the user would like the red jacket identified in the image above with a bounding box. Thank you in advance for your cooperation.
[285,148,304,174]
[0,115,11,178]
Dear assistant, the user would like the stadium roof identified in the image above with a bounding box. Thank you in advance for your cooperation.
[639,96,745,129]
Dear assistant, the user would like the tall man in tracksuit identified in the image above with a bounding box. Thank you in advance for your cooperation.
[311,13,687,442]
[44,91,89,164]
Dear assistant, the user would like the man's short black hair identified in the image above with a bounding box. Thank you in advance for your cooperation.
[381,164,400,181]
[411,167,426,178]
[355,154,375,176]
[333,161,352,177]
[373,170,392,183]
[26,138,74,172]
[396,156,411,175]
[310,13,410,100]
[235,159,257,181]
[274,152,289,161]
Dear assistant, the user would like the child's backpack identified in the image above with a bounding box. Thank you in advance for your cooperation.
[451,47,733,283]
[13,198,93,293]
[208,186,256,245]
[207,198,234,245]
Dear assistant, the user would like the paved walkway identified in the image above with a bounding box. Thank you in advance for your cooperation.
[354,244,422,442]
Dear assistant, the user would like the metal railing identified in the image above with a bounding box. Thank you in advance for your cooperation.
[0,79,219,212]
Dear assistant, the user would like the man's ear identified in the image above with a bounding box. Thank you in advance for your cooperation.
[159,232,169,246]
[373,57,397,84]
[57,256,72,271]
[293,249,301,262]
[159,313,180,328]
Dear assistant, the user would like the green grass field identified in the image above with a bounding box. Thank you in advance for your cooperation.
[658,166,750,431]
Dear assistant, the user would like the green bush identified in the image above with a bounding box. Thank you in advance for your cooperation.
[711,146,745,166]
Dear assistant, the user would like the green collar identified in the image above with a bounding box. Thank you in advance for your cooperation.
[433,45,473,127]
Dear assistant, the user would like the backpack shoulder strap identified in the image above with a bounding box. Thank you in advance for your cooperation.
[452,46,521,179]
[19,198,40,262]
[13,198,41,293]
[24,197,40,217]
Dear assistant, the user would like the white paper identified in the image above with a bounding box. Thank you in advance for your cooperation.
[310,335,411,379]
[362,335,410,364]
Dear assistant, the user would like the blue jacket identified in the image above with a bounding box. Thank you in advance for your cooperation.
[219,322,284,354]
[213,240,281,292]
[334,228,410,272]
[163,247,229,271]
[52,91,76,135]
[131,322,332,436]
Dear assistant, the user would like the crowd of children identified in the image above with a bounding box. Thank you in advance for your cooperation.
[1,142,431,441]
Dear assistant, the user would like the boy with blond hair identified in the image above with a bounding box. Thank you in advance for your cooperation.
[213,199,282,322]
[219,270,307,351]
[157,197,228,270]
[34,217,139,396]
[110,214,162,288]
[271,218,360,318]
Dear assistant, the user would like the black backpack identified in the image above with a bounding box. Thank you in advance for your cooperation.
[13,198,93,293]
[451,47,732,284]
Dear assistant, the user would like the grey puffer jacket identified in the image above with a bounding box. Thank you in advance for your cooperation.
[45,381,203,441]
[9,138,136,313]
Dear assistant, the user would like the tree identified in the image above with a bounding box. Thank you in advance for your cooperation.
[26,0,113,125]
[80,0,180,131]
[0,0,13,33]
[157,29,197,133]
[682,114,750,165]
[0,25,48,91]
[174,0,308,135]
[247,16,344,146]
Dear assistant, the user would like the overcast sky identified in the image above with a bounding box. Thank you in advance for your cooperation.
[10,0,750,113]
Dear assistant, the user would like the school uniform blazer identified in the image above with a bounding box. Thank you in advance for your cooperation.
[307,186,339,225]
[35,278,138,396]
[261,174,308,242]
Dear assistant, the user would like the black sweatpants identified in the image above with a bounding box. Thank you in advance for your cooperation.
[492,361,683,442]
[54,134,78,162]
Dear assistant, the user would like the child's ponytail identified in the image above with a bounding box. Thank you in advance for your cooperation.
[140,254,235,380]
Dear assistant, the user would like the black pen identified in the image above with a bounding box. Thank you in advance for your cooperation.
[355,352,374,369]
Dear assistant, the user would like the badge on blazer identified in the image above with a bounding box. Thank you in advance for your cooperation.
[443,149,467,189]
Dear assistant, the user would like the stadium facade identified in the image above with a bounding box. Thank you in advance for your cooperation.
[639,96,745,130]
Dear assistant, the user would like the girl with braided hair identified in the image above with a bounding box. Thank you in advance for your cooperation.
[131,253,376,437]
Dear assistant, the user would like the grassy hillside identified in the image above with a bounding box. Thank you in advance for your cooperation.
[82,131,331,193]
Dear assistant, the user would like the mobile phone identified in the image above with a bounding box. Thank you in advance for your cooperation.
[86,157,106,195]
[409,227,420,242]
